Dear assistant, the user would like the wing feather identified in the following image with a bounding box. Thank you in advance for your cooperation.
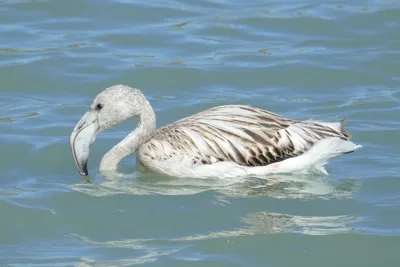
[148,105,351,166]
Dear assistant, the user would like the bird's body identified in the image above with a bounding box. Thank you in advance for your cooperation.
[137,105,352,178]
[70,85,361,178]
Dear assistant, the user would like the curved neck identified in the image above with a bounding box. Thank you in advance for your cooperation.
[99,98,156,173]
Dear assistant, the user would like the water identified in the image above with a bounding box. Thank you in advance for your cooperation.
[1,0,400,266]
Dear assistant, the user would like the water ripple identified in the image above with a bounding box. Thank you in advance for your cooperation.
[1,0,400,265]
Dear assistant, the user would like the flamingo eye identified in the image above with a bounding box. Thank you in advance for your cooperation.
[95,103,103,110]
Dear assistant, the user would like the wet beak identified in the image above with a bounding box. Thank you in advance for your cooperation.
[70,111,100,176]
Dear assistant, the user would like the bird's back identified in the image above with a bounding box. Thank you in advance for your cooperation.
[138,105,351,169]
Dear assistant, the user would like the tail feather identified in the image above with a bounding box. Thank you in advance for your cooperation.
[340,117,352,139]
[268,137,362,175]
[315,117,352,139]
[303,137,361,173]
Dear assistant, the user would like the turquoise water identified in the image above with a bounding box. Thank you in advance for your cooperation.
[1,0,400,266]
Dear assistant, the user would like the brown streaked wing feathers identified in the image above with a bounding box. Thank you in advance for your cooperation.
[150,105,351,166]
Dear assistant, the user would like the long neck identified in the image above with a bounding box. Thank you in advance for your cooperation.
[99,98,156,173]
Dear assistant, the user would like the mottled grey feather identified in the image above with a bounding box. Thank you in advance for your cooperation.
[141,105,351,167]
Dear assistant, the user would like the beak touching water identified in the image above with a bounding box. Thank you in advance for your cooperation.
[70,111,100,176]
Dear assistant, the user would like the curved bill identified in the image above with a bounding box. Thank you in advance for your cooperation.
[70,111,100,176]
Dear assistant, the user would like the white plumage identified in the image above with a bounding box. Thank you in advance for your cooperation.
[70,85,361,178]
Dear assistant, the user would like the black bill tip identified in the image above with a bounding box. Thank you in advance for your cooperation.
[79,162,89,176]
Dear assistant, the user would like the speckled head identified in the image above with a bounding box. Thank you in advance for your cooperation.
[94,85,146,131]
[69,85,148,176]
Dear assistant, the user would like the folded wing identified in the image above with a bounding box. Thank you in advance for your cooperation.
[151,105,351,166]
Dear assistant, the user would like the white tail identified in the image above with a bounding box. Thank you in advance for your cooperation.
[268,137,362,175]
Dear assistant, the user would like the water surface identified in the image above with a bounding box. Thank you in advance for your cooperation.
[1,0,400,266]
